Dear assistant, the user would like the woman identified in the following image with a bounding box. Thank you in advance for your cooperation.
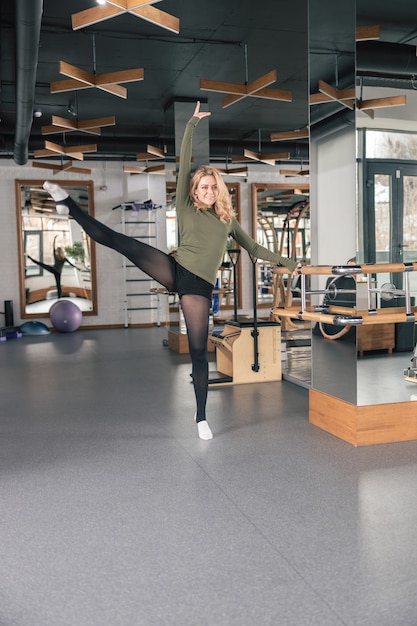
[43,101,297,440]
[27,235,78,299]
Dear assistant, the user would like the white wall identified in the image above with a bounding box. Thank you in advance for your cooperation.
[310,127,356,268]
[0,160,308,329]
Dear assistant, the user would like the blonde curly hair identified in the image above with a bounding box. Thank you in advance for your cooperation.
[190,166,235,223]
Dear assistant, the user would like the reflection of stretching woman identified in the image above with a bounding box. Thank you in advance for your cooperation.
[43,101,297,440]
[27,235,77,299]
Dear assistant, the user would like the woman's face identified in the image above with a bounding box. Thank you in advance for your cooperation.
[195,175,219,208]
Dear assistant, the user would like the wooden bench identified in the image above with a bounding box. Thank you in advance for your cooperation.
[209,321,281,385]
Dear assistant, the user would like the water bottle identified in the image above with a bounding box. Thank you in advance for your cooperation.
[212,278,219,315]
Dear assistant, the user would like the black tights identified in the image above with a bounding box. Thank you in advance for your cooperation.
[64,197,211,422]
[27,257,62,298]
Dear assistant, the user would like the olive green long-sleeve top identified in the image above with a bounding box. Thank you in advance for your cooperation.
[171,116,297,286]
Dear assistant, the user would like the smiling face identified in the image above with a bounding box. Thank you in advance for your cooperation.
[194,175,219,209]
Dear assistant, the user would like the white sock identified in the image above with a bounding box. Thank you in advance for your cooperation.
[43,181,70,215]
[197,420,213,440]
[43,181,69,201]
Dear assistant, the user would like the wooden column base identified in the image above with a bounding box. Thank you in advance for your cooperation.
[309,388,417,446]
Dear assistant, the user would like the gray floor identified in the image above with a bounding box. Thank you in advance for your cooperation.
[1,327,417,626]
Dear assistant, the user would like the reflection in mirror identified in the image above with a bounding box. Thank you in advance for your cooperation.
[356,1,417,405]
[166,181,242,317]
[252,182,311,387]
[252,183,310,308]
[16,180,97,319]
[309,0,357,402]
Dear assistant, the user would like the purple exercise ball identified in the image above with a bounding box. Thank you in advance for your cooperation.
[50,300,82,333]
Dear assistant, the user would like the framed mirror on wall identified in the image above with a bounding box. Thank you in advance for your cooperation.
[166,181,243,315]
[15,180,97,319]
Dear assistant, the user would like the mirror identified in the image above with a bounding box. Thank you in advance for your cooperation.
[15,180,97,319]
[308,0,417,408]
[308,0,357,402]
[251,183,311,387]
[252,183,310,308]
[356,1,417,406]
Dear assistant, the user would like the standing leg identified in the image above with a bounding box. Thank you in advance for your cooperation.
[43,183,176,292]
[180,294,213,440]
[55,273,62,299]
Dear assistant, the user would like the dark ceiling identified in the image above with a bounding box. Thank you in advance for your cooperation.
[1,0,309,164]
[1,0,417,166]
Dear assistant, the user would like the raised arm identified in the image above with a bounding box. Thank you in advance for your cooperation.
[176,102,211,207]
[192,100,211,122]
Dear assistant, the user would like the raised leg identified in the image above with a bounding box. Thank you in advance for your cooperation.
[43,183,176,292]
[27,257,61,297]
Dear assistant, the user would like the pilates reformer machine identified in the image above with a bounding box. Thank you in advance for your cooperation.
[270,261,417,381]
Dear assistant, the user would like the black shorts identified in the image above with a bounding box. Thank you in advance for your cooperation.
[169,256,213,301]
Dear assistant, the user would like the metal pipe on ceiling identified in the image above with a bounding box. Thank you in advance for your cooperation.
[310,40,417,140]
[357,40,417,78]
[13,0,43,165]
[11,21,417,162]
[310,109,355,141]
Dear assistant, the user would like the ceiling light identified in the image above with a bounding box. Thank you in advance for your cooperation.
[72,1,180,34]
[67,102,77,117]
[97,0,106,5]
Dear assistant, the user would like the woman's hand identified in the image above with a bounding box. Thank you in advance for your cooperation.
[293,262,303,276]
[193,101,211,120]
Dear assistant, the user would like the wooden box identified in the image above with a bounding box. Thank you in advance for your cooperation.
[210,321,281,384]
[357,323,395,356]
[168,329,215,354]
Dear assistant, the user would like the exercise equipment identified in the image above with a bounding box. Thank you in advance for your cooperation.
[209,255,281,385]
[269,261,417,368]
[272,262,417,327]
[0,327,22,341]
[0,300,22,341]
[404,350,417,382]
[227,248,241,322]
[256,201,309,331]
[307,279,404,305]
[50,300,82,332]
[20,321,50,335]
[209,321,281,385]
[314,274,356,341]
[112,200,162,212]
[4,300,14,327]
